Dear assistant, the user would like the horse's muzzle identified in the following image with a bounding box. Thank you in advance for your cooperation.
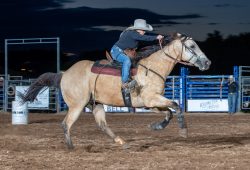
[198,58,211,71]
[203,59,211,70]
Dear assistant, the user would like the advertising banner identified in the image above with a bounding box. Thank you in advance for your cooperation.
[15,86,49,109]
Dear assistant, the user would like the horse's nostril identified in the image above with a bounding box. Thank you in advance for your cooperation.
[205,60,211,66]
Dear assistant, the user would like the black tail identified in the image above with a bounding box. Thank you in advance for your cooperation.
[18,72,62,104]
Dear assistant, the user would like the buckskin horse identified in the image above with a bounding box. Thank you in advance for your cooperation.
[19,33,211,149]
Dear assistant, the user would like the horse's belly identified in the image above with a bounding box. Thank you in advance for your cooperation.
[93,75,124,106]
[92,74,144,107]
[95,89,125,106]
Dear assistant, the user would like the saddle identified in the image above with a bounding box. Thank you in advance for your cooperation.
[91,59,137,77]
[91,45,161,76]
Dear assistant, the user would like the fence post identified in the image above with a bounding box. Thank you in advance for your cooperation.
[234,66,240,112]
[180,67,188,112]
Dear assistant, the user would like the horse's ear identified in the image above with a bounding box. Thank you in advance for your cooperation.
[179,33,189,40]
[180,35,187,41]
[177,33,182,37]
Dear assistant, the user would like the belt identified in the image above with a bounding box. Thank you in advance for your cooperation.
[124,48,137,51]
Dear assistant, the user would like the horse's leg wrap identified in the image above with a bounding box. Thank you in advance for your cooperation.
[61,121,74,149]
[150,119,170,130]
[177,113,186,129]
[150,107,173,130]
[177,112,188,138]
[169,102,188,138]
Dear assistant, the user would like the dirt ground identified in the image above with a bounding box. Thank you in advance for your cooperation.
[0,111,250,170]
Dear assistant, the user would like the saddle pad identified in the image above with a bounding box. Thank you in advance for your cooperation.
[91,60,137,77]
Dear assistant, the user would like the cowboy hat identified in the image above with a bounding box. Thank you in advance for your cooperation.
[127,19,153,31]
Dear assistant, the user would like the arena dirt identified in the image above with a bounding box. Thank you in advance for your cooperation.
[0,112,250,170]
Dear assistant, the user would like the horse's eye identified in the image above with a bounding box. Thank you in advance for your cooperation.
[190,45,195,49]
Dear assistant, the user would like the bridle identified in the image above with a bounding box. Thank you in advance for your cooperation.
[158,36,199,66]
[138,35,201,83]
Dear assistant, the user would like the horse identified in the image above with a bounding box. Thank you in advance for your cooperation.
[19,32,211,149]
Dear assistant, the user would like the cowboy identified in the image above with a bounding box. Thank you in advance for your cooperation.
[110,19,164,90]
[228,75,238,114]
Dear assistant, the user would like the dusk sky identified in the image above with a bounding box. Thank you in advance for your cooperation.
[61,0,250,40]
[0,0,249,53]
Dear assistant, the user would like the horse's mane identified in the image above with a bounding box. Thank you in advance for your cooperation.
[134,32,179,63]
[136,45,161,59]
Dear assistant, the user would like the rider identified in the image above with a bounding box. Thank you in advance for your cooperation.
[110,19,164,90]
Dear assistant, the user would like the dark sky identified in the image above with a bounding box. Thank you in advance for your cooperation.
[0,0,250,76]
[0,0,249,52]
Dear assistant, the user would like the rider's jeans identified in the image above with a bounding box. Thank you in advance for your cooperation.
[110,45,131,83]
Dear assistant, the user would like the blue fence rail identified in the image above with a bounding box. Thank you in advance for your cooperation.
[164,76,181,101]
[186,75,229,99]
[1,66,250,112]
[185,75,232,112]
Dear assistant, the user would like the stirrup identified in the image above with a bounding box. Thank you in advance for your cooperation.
[121,87,132,107]
[122,80,137,90]
[128,80,137,89]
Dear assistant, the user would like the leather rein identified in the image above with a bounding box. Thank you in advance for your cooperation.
[138,63,165,82]
[159,38,194,66]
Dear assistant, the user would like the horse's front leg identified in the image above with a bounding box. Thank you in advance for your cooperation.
[142,94,188,138]
[92,104,130,149]
[149,107,173,130]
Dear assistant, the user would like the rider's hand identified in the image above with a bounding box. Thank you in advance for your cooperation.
[156,35,164,40]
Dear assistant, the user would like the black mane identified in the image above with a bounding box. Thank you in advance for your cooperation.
[134,36,173,63]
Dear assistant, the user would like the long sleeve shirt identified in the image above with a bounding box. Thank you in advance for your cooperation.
[114,30,157,50]
[228,82,237,93]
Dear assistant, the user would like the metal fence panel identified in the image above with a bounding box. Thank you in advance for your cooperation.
[0,76,4,111]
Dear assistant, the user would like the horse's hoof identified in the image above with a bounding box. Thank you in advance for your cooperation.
[66,141,74,150]
[149,122,163,130]
[67,144,74,150]
[122,143,130,149]
[179,128,188,138]
[64,135,74,149]
[114,136,126,145]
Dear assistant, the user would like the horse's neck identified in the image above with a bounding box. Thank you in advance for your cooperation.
[139,42,178,78]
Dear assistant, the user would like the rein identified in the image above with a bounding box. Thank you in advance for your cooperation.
[137,37,195,83]
[138,63,165,82]
[159,39,194,66]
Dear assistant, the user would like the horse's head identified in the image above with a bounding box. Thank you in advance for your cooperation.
[167,33,211,71]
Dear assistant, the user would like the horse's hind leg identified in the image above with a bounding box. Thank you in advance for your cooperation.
[93,104,130,149]
[61,104,85,149]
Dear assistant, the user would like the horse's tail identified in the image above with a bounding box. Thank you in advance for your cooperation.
[18,72,62,104]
